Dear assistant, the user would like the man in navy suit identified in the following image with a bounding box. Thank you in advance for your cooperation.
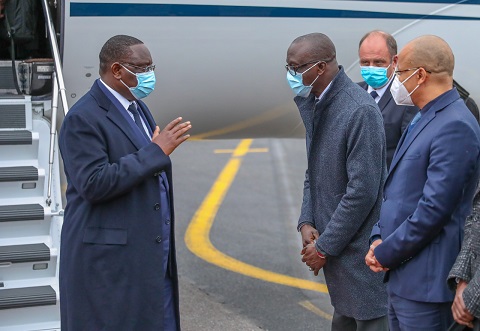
[358,30,417,168]
[59,35,191,330]
[365,35,480,330]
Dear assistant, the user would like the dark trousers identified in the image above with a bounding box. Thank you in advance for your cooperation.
[332,311,389,331]
[388,290,453,331]
[164,274,178,331]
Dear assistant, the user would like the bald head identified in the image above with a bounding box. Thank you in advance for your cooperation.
[289,33,336,63]
[402,35,454,76]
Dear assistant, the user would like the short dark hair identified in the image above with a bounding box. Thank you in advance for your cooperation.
[292,33,336,63]
[359,30,397,57]
[99,35,143,73]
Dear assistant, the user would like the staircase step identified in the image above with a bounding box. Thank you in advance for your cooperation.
[0,243,50,264]
[0,104,26,129]
[0,166,38,182]
[0,204,44,223]
[0,286,56,310]
[0,130,32,145]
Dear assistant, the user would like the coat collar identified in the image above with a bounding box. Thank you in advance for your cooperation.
[387,88,461,176]
[91,79,150,150]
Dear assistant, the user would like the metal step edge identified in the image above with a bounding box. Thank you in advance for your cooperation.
[0,204,44,222]
[0,243,50,264]
[0,286,56,310]
[0,166,38,182]
[0,131,32,145]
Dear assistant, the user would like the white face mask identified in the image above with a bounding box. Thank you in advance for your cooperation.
[390,69,420,106]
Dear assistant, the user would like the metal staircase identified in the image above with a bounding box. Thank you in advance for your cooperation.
[0,75,62,330]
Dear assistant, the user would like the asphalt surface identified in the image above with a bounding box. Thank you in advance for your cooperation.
[171,138,334,331]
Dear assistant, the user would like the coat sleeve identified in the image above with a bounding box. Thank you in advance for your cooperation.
[317,105,386,256]
[375,119,480,269]
[298,133,315,231]
[59,110,171,204]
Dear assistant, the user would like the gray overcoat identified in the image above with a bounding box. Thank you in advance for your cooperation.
[296,66,388,320]
[448,185,480,319]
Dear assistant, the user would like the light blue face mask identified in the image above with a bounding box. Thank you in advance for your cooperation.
[360,64,391,89]
[120,64,156,99]
[286,62,320,97]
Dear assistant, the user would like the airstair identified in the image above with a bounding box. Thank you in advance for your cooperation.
[0,1,65,330]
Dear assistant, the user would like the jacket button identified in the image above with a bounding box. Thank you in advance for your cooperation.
[165,220,170,225]
[154,203,160,210]
[154,172,159,177]
[155,236,162,243]
[383,196,386,202]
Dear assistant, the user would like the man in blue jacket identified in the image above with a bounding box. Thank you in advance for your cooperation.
[366,35,480,330]
[59,35,191,330]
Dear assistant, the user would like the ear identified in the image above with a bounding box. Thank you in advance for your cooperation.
[111,62,123,79]
[417,67,429,84]
[316,61,327,75]
[392,55,398,68]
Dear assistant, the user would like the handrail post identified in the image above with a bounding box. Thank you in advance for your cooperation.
[41,0,69,116]
[46,72,59,208]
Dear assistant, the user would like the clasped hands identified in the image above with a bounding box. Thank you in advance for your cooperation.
[300,224,326,276]
[364,239,389,273]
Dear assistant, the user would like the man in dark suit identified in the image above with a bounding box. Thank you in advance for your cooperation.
[59,35,191,330]
[358,30,417,168]
[286,33,388,331]
[365,35,480,330]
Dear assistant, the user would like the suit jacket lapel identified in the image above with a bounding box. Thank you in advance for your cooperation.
[92,80,147,150]
[388,111,435,176]
[388,89,461,180]
[377,82,394,112]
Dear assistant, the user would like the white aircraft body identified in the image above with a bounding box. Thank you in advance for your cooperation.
[62,0,480,138]
[0,0,479,330]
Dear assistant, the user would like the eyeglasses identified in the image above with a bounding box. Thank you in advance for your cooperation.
[285,60,326,76]
[394,67,431,76]
[120,62,156,73]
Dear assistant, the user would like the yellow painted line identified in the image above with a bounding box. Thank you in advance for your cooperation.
[214,148,269,154]
[299,300,333,320]
[185,139,328,293]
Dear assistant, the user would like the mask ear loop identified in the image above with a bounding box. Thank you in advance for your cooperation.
[116,63,140,89]
[401,68,421,99]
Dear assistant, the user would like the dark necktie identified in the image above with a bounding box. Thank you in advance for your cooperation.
[406,112,422,135]
[128,102,150,140]
[370,90,379,100]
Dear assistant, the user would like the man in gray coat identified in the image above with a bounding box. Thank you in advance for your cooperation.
[286,33,388,330]
[448,187,480,328]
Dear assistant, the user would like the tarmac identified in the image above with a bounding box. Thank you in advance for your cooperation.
[178,275,263,331]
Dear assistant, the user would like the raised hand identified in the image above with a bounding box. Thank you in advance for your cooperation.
[152,117,192,155]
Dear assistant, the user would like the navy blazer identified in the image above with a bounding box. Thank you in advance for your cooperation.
[59,80,180,330]
[358,81,417,168]
[374,88,480,303]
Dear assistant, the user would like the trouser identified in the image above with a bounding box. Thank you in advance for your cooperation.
[332,311,389,331]
[164,274,178,331]
[388,290,453,331]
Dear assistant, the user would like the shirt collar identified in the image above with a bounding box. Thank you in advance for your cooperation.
[367,74,394,102]
[99,78,132,111]
[315,81,333,104]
